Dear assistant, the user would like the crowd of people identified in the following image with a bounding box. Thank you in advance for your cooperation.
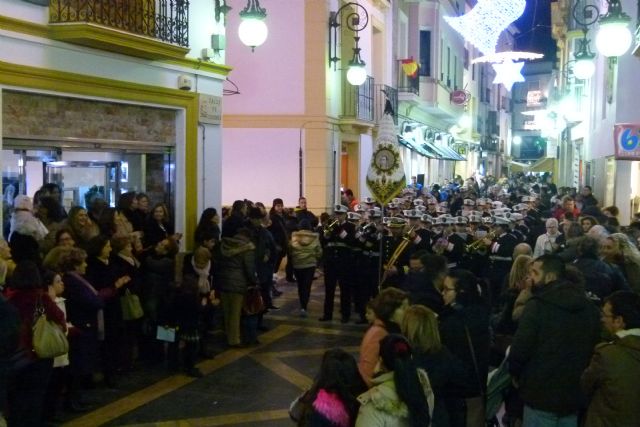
[1,171,640,427]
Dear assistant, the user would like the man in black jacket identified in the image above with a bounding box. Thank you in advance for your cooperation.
[508,254,601,427]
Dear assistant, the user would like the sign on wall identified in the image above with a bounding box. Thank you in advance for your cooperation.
[199,94,222,125]
[614,123,640,160]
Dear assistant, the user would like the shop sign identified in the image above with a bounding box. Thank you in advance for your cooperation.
[614,124,640,160]
[199,94,222,125]
[450,90,469,106]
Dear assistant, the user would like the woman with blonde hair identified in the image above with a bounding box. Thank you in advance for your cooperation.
[601,233,640,293]
[401,305,466,427]
[510,255,534,322]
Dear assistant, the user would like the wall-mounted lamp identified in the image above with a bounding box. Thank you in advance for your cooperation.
[571,30,596,80]
[215,0,268,52]
[328,2,369,86]
[572,0,632,60]
[215,0,232,24]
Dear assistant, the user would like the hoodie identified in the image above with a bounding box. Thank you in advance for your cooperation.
[581,332,640,427]
[508,280,601,415]
[214,235,257,294]
[289,230,322,269]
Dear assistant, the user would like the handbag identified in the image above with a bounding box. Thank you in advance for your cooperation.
[32,297,69,359]
[120,289,144,321]
[242,286,264,315]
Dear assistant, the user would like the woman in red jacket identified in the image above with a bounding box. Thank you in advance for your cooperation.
[5,260,66,427]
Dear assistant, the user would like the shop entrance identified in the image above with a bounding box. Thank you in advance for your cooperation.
[2,144,175,235]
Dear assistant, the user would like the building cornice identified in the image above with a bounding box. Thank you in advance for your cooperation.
[0,15,232,76]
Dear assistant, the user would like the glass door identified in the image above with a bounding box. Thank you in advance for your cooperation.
[45,161,121,210]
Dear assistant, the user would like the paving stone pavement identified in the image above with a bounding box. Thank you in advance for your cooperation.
[60,275,367,427]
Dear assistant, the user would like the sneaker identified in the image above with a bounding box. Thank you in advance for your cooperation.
[267,304,280,310]
[299,309,308,318]
[272,288,283,297]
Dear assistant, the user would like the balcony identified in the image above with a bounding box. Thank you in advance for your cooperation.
[374,84,397,124]
[48,0,190,60]
[341,76,375,124]
[397,60,419,105]
[634,23,640,58]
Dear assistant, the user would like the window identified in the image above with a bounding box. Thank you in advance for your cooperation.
[419,31,431,77]
[447,47,451,88]
[453,56,457,89]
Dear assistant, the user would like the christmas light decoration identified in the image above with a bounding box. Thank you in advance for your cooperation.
[444,0,526,55]
[492,60,525,91]
[472,52,544,64]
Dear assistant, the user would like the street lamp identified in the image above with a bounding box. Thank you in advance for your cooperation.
[238,0,268,51]
[215,0,268,51]
[595,0,632,57]
[572,0,632,60]
[572,31,596,80]
[328,2,370,86]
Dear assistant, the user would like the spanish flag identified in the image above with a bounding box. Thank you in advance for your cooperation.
[401,58,419,78]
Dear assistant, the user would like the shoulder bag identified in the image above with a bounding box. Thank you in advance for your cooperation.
[32,296,69,359]
[120,289,144,320]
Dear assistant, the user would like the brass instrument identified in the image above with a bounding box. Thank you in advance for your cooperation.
[465,231,496,254]
[381,226,416,283]
[323,219,339,235]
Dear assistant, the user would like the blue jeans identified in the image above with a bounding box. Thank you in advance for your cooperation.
[523,405,577,427]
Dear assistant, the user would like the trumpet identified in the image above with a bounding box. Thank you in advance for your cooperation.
[465,231,495,254]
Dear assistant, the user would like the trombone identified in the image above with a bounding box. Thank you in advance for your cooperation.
[381,226,415,283]
[323,219,339,235]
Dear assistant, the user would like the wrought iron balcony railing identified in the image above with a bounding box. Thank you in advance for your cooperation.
[374,84,397,124]
[342,76,375,122]
[397,60,419,95]
[49,0,189,47]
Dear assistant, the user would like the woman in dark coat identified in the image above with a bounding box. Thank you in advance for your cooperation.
[194,207,221,248]
[439,269,491,427]
[84,235,132,386]
[5,261,66,427]
[402,304,468,427]
[143,203,180,250]
[109,233,143,371]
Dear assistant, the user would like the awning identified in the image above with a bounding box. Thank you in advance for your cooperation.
[440,145,466,161]
[422,141,462,161]
[508,160,531,172]
[398,136,436,158]
[529,157,556,173]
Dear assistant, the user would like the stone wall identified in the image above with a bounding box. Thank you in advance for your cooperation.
[2,90,176,144]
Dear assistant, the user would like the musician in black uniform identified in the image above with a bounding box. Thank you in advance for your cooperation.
[405,209,432,253]
[359,209,383,309]
[319,205,356,323]
[431,217,466,270]
[483,217,518,309]
[509,212,528,243]
[380,217,414,288]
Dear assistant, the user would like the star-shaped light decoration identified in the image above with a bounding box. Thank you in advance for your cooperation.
[491,59,525,91]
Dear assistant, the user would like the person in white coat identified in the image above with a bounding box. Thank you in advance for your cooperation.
[356,334,434,427]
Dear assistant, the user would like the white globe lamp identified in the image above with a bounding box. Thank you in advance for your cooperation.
[595,3,632,57]
[238,0,268,51]
[346,42,367,86]
[573,58,596,80]
[347,64,367,86]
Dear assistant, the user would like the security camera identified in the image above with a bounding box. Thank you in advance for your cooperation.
[177,75,192,91]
